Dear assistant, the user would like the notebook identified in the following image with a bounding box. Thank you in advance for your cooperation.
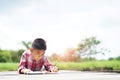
[26,71,58,75]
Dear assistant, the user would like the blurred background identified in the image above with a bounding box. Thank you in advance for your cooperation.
[0,0,120,71]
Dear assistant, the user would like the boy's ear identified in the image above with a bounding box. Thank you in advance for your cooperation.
[30,48,33,52]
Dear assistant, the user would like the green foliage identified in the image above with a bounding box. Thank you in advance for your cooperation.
[0,49,24,62]
[10,49,24,62]
[108,56,120,61]
[115,56,120,61]
[0,49,12,62]
[10,50,19,62]
[108,57,114,60]
[18,49,24,57]
[21,41,32,49]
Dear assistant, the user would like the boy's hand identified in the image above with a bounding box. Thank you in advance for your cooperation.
[21,69,32,74]
[51,66,59,72]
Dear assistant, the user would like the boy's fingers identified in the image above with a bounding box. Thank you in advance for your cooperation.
[23,69,32,73]
[51,67,58,72]
[27,69,32,73]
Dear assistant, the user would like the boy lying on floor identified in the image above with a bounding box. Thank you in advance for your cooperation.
[18,38,58,74]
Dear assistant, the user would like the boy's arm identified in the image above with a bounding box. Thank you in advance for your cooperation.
[44,56,58,72]
[18,53,27,74]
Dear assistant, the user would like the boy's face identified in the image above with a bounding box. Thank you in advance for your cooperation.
[30,48,45,61]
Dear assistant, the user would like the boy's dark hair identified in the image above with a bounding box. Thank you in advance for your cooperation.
[32,38,46,50]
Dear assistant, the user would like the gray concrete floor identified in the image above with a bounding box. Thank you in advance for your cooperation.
[0,70,120,80]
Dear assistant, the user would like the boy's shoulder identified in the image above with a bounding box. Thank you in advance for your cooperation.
[42,55,50,62]
[22,50,31,55]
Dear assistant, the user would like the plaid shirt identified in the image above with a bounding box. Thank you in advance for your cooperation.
[18,50,53,74]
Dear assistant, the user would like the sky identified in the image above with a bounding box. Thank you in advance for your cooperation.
[0,0,120,59]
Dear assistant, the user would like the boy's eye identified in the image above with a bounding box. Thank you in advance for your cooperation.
[36,51,44,55]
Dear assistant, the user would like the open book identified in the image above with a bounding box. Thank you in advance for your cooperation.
[26,71,58,75]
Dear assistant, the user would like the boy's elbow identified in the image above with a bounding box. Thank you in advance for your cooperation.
[18,68,22,74]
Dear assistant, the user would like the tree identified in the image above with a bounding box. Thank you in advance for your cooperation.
[77,37,107,58]
[21,41,32,49]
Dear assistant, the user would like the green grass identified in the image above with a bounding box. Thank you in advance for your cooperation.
[0,60,120,71]
[0,63,18,71]
[53,60,120,71]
